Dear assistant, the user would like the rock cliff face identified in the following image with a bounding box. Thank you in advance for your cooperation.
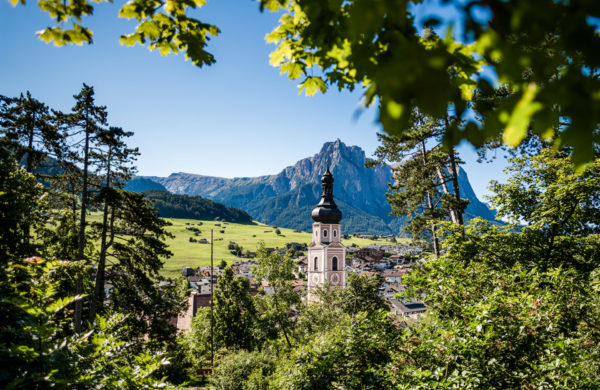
[133,140,495,234]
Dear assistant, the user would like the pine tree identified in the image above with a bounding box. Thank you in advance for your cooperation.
[66,84,108,332]
[89,127,139,322]
[0,92,64,174]
[99,189,183,342]
[370,110,468,256]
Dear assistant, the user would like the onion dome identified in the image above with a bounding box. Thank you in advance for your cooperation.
[311,159,342,223]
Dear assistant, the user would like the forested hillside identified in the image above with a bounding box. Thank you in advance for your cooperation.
[143,190,254,224]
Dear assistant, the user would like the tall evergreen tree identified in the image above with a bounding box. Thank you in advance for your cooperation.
[89,127,139,321]
[370,110,468,256]
[99,189,183,342]
[0,92,64,174]
[0,92,65,249]
[66,84,108,332]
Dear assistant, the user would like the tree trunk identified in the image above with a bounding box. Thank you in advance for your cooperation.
[25,112,35,173]
[436,166,458,224]
[420,140,440,258]
[75,115,90,333]
[444,116,464,226]
[90,150,111,323]
[22,112,36,250]
[448,148,464,225]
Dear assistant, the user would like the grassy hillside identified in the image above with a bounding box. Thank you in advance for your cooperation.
[88,214,407,278]
[160,218,405,277]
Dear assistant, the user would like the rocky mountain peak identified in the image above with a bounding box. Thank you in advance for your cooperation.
[130,140,496,234]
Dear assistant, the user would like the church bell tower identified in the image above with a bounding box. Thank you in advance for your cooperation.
[307,160,346,300]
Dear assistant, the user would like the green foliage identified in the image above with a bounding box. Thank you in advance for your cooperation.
[0,141,47,261]
[336,271,387,317]
[0,258,177,389]
[264,0,600,167]
[0,92,64,174]
[389,150,600,388]
[269,311,399,389]
[371,111,468,254]
[143,189,254,224]
[489,149,600,235]
[118,0,219,67]
[11,0,219,67]
[252,244,300,347]
[212,266,258,351]
[210,350,274,390]
[175,307,212,380]
[101,189,188,342]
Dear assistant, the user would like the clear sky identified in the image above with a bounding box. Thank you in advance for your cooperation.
[1,0,507,200]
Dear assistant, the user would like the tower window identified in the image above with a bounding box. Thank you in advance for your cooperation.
[323,229,328,238]
[314,257,318,271]
[333,230,337,238]
[332,256,338,271]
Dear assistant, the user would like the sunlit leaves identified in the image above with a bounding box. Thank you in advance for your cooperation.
[298,76,326,96]
[265,0,600,166]
[503,83,543,147]
[14,0,218,68]
[37,25,93,46]
[119,0,219,67]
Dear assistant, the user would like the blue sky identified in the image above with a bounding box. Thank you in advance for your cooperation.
[1,0,507,200]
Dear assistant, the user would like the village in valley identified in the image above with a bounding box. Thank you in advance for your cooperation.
[175,164,427,332]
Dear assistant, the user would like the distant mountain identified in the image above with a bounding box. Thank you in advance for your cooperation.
[125,177,168,192]
[133,140,496,234]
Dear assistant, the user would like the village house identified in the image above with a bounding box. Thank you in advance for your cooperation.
[383,269,405,285]
[382,284,405,299]
[296,255,308,274]
[387,299,427,319]
[357,247,384,260]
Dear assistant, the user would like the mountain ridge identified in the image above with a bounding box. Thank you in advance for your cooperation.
[129,140,496,234]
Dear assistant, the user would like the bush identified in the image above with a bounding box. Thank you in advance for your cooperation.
[210,350,274,390]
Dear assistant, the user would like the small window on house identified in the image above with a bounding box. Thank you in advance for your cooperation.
[332,256,338,271]
[323,229,328,238]
[314,257,318,271]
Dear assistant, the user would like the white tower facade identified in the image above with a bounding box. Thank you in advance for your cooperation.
[307,161,346,299]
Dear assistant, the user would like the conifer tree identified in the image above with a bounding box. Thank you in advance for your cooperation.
[66,84,108,332]
[0,92,65,249]
[89,127,139,321]
[370,110,468,256]
[104,190,182,342]
[0,92,64,174]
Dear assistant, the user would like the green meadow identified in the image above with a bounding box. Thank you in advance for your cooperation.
[88,213,407,278]
[160,218,407,277]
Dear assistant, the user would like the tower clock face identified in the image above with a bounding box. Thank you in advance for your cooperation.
[331,273,340,284]
[312,274,320,284]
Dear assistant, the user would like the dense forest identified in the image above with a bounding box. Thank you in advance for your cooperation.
[142,190,254,224]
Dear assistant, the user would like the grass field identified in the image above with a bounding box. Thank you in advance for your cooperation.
[88,213,408,278]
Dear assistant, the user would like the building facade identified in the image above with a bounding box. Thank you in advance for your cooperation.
[307,162,346,300]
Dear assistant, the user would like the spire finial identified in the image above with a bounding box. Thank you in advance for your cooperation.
[326,158,330,171]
